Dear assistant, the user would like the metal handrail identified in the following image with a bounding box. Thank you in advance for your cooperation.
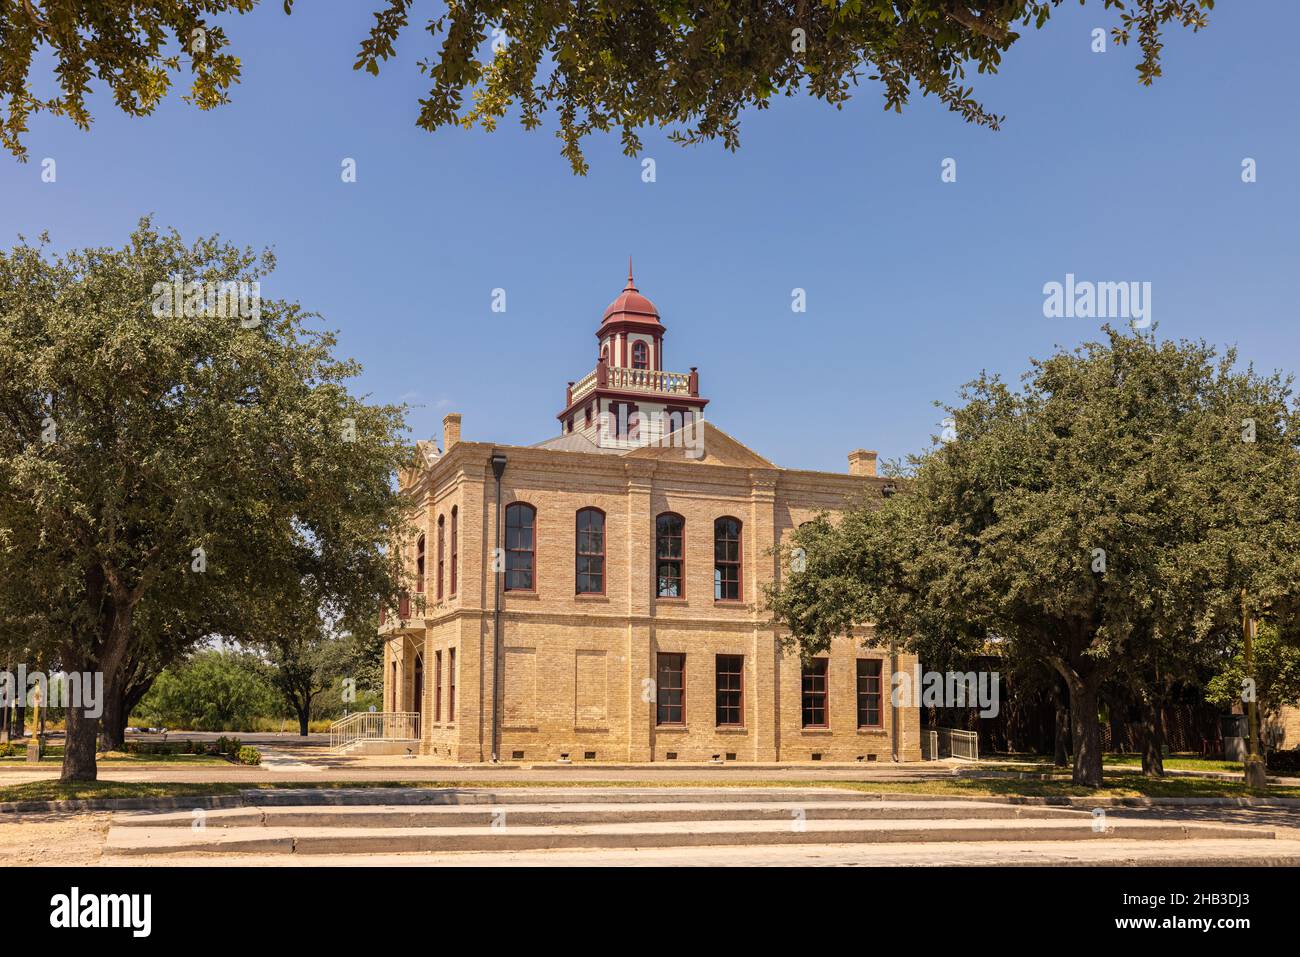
[935,727,979,761]
[329,711,420,751]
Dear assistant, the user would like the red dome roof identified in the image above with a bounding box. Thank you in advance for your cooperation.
[602,260,662,326]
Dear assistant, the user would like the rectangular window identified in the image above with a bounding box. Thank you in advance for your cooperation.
[437,517,445,600]
[434,651,442,722]
[714,517,742,601]
[802,658,829,728]
[448,648,456,721]
[656,513,684,598]
[715,654,744,727]
[450,508,458,595]
[576,508,605,594]
[505,503,536,591]
[656,653,685,726]
[857,659,883,728]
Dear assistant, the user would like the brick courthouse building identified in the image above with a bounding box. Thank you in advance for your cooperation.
[380,267,922,762]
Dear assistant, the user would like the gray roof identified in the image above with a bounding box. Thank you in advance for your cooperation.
[530,432,628,454]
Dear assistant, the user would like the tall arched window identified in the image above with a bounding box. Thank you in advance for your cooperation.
[714,517,742,601]
[450,506,458,596]
[436,515,445,600]
[632,339,648,370]
[576,508,606,594]
[415,534,426,594]
[656,512,685,598]
[505,502,536,592]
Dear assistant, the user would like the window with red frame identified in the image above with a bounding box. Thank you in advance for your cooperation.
[857,659,883,727]
[656,513,684,598]
[436,515,445,600]
[715,654,744,727]
[450,506,458,595]
[575,507,605,594]
[714,517,741,601]
[434,650,442,721]
[415,534,425,594]
[802,658,829,728]
[448,648,456,720]
[656,653,685,725]
[505,503,536,591]
[632,339,648,369]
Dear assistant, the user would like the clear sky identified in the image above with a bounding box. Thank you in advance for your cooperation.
[2,2,1297,473]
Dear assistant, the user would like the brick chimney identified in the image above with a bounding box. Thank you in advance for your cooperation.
[443,412,462,452]
[848,449,877,477]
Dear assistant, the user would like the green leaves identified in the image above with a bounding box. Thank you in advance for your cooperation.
[766,326,1300,784]
[0,219,411,777]
[0,2,1213,170]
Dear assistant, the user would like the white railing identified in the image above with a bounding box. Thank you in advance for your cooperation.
[606,366,692,395]
[920,730,939,760]
[935,727,980,761]
[571,369,598,403]
[329,711,420,751]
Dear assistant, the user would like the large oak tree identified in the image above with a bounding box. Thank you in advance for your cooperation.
[0,220,411,781]
[1,1,1213,171]
[766,328,1300,787]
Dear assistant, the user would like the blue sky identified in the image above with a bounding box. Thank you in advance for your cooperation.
[2,2,1297,473]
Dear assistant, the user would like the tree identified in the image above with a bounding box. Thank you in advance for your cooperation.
[141,648,278,732]
[1,1,1213,171]
[265,614,353,737]
[1207,623,1300,753]
[768,328,1300,787]
[0,220,412,782]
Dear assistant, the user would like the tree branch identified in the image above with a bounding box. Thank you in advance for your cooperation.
[944,3,1012,43]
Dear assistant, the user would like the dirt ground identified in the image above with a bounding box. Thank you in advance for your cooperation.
[0,811,110,866]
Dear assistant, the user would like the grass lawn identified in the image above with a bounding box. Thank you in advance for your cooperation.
[2,773,1298,806]
[989,753,1246,774]
[0,747,233,767]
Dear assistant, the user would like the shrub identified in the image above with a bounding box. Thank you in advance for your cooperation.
[237,746,261,766]
[1266,749,1300,776]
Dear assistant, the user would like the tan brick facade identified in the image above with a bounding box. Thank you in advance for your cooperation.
[381,424,921,763]
[380,269,919,763]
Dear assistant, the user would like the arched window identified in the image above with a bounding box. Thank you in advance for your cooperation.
[505,502,536,591]
[576,508,606,594]
[632,339,648,370]
[714,517,742,601]
[601,343,609,364]
[656,512,685,598]
[450,506,458,596]
[415,534,426,594]
[436,515,445,600]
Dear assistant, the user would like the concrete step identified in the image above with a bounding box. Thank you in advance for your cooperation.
[113,799,1090,829]
[102,839,1300,868]
[105,815,1275,857]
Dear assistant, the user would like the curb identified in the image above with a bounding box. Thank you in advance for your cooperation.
[6,784,1300,815]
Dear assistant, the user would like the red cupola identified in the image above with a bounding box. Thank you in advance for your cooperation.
[602,261,663,327]
[555,260,707,442]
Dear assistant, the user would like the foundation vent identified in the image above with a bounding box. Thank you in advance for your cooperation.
[511,751,524,760]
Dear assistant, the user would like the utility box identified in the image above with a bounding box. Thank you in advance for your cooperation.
[1221,714,1249,761]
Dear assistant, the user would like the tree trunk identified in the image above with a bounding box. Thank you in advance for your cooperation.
[60,697,100,782]
[1140,693,1165,777]
[13,703,24,738]
[1053,680,1070,768]
[99,675,126,752]
[1066,679,1104,787]
[298,708,310,736]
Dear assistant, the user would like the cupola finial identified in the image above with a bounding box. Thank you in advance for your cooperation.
[625,256,636,291]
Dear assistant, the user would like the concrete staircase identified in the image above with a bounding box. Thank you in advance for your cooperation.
[102,787,1281,861]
